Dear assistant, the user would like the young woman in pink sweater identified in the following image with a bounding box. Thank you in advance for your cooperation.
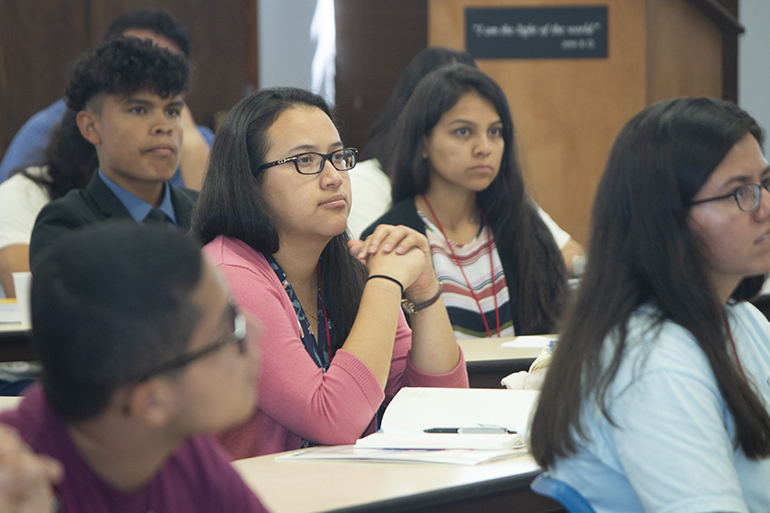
[191,87,468,459]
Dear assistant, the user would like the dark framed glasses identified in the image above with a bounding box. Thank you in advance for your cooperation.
[689,177,770,213]
[256,148,357,175]
[133,310,247,382]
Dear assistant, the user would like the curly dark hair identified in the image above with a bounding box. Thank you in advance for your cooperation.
[65,36,190,112]
[104,8,192,57]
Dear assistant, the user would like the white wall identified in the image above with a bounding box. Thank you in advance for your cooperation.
[258,0,317,89]
[738,0,770,135]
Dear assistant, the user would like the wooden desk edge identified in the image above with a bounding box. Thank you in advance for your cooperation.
[234,450,553,513]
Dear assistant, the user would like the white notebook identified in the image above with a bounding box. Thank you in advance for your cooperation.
[354,387,539,451]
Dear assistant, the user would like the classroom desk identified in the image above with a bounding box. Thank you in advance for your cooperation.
[0,323,35,362]
[0,330,552,383]
[459,337,552,389]
[233,449,562,513]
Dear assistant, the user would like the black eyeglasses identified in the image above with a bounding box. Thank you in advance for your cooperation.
[256,148,357,175]
[133,310,248,382]
[690,177,770,213]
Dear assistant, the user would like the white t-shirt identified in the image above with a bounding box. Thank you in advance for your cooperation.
[0,166,50,297]
[347,158,572,248]
[347,159,393,239]
[550,302,770,513]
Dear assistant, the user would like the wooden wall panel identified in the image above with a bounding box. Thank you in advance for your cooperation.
[646,0,722,104]
[0,0,90,163]
[334,0,427,152]
[716,0,738,102]
[429,0,648,245]
[88,0,254,130]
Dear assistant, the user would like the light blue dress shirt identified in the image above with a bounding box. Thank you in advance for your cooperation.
[98,169,177,227]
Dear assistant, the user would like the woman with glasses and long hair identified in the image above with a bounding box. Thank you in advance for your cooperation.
[362,64,568,339]
[530,97,770,511]
[191,87,468,459]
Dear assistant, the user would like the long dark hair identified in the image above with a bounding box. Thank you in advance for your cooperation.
[362,47,476,176]
[192,87,367,352]
[530,97,770,466]
[390,64,567,334]
[18,109,97,200]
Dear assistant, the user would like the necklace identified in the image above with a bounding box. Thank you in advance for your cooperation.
[265,254,332,369]
[421,194,500,337]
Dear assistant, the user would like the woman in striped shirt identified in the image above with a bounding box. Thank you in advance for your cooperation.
[361,64,568,338]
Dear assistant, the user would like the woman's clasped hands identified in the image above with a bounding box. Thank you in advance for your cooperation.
[348,224,440,304]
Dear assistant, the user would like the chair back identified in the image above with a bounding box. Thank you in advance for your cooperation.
[530,473,596,513]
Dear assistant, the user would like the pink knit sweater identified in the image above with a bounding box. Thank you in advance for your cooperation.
[203,235,469,459]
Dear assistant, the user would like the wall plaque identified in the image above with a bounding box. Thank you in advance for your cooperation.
[466,5,608,59]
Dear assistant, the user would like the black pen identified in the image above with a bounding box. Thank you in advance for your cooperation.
[423,427,517,434]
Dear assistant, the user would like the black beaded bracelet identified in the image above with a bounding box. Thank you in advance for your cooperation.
[366,274,405,296]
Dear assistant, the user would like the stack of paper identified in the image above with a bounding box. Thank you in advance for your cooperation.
[356,432,523,450]
[0,300,20,324]
[277,445,521,465]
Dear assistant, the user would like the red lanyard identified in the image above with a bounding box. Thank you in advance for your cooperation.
[317,263,333,363]
[421,194,500,338]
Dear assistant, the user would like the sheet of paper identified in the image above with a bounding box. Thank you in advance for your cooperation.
[0,300,20,324]
[356,432,525,451]
[501,335,555,349]
[351,388,539,452]
[277,445,526,465]
[379,387,540,435]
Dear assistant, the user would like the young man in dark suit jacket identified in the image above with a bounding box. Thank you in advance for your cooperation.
[30,36,199,272]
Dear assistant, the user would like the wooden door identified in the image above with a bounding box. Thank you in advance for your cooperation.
[334,0,427,152]
[0,0,258,159]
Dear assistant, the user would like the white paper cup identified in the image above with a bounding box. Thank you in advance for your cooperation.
[12,272,32,327]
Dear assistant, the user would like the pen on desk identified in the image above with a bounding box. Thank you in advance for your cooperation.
[423,427,517,434]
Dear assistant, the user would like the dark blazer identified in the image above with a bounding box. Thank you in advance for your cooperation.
[30,173,198,271]
[361,197,527,334]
